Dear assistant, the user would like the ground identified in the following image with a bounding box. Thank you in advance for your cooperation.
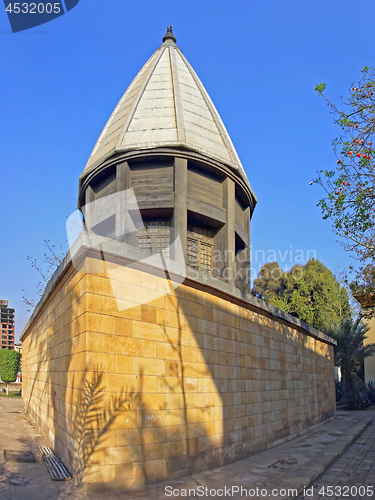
[0,399,373,500]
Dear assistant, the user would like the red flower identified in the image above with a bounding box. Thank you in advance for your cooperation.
[348,151,353,156]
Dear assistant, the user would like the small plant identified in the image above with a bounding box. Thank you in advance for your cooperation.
[340,375,372,410]
[329,316,375,409]
[366,380,375,404]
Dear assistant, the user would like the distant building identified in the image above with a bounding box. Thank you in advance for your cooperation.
[14,342,22,354]
[0,300,14,350]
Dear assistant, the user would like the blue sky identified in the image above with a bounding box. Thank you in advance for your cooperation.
[1,0,374,340]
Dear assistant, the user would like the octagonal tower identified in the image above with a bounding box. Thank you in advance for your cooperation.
[78,27,257,292]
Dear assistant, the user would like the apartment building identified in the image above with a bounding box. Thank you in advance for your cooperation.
[0,300,15,350]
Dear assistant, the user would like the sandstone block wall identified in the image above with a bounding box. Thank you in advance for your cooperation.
[22,249,336,492]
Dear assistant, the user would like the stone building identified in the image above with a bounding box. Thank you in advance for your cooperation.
[21,28,336,492]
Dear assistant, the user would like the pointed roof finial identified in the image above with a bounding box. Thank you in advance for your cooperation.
[162,25,176,44]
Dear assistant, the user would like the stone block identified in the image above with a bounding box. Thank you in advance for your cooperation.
[86,275,114,296]
[133,357,165,376]
[105,336,142,356]
[87,313,115,334]
[113,281,133,302]
[166,454,188,473]
[115,317,132,337]
[115,463,134,481]
[133,321,165,342]
[132,427,166,445]
[105,445,143,465]
[115,429,133,447]
[142,340,157,358]
[141,305,157,323]
[133,458,166,478]
[86,352,116,373]
[85,465,116,484]
[85,332,105,352]
[116,354,133,374]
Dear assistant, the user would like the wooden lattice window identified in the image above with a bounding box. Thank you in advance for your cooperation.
[138,236,152,251]
[137,221,170,257]
[187,237,199,269]
[187,230,213,274]
[200,241,213,273]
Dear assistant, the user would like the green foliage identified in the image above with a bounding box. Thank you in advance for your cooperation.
[0,350,21,394]
[251,259,350,331]
[328,316,375,409]
[0,390,21,398]
[313,67,375,285]
[315,82,327,94]
[250,262,287,310]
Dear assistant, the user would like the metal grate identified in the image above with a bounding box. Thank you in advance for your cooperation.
[39,447,72,481]
[4,450,35,462]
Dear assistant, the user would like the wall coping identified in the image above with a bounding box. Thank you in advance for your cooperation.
[21,234,336,346]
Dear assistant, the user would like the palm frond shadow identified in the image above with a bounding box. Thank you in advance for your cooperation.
[72,365,134,483]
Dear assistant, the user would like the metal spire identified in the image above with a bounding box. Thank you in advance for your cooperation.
[162,25,176,44]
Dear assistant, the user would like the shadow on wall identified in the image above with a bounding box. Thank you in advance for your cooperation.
[22,255,335,488]
[72,366,132,484]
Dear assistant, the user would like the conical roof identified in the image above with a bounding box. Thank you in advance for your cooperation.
[82,28,251,190]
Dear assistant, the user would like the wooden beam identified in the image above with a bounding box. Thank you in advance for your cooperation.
[172,157,187,263]
[223,177,235,286]
[115,162,127,241]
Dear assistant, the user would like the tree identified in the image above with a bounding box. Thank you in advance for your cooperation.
[252,259,350,331]
[0,350,21,395]
[251,262,287,309]
[22,239,65,311]
[314,68,375,257]
[328,316,375,409]
[314,68,375,298]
